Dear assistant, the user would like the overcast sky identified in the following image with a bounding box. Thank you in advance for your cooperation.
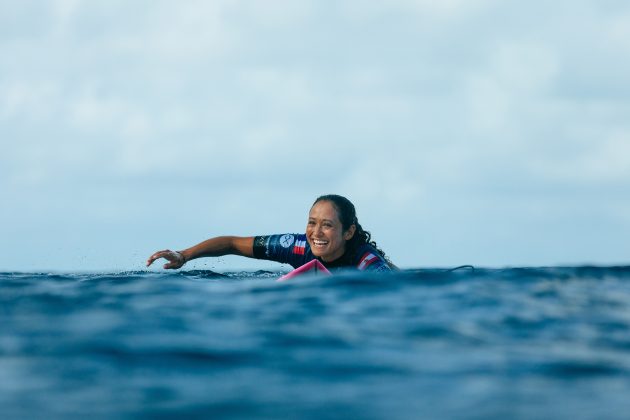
[1,0,629,271]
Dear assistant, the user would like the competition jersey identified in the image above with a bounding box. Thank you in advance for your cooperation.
[253,233,391,272]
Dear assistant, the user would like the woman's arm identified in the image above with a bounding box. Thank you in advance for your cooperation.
[146,236,255,269]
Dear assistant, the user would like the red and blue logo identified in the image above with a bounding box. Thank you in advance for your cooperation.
[293,239,306,255]
[358,252,379,270]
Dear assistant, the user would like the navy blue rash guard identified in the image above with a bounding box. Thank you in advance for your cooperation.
[253,234,391,272]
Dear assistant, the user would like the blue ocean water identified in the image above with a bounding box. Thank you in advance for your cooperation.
[2,267,630,419]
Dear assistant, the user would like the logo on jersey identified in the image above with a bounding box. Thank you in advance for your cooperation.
[293,239,306,255]
[358,252,379,270]
[279,234,295,248]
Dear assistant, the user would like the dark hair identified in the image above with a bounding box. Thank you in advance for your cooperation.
[312,194,393,266]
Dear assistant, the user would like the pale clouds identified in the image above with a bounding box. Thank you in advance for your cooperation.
[1,0,629,270]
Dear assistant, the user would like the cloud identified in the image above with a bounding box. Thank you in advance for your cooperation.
[2,1,630,269]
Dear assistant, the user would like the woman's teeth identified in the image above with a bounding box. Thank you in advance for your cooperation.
[313,240,328,246]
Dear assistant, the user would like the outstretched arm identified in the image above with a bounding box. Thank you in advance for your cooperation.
[146,236,255,269]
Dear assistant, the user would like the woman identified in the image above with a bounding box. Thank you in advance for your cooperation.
[146,194,394,272]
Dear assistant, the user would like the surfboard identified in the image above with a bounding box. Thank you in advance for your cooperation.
[277,259,332,282]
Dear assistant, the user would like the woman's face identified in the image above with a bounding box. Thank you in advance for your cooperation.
[306,200,355,262]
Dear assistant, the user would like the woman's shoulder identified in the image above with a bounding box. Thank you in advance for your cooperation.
[252,233,311,267]
[253,234,307,257]
[353,242,391,271]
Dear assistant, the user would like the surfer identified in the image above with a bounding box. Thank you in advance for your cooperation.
[146,194,394,272]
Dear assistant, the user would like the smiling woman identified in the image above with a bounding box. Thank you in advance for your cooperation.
[146,194,394,272]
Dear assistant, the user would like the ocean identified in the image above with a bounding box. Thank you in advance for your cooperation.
[2,267,630,419]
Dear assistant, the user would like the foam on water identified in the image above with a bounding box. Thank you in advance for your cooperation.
[2,267,630,419]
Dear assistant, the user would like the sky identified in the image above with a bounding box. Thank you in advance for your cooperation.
[1,0,629,271]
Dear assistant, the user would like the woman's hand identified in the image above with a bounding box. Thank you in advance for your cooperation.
[146,249,186,269]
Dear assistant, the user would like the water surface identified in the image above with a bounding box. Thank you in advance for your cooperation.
[2,267,630,419]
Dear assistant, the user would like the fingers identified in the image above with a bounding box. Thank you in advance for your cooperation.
[146,250,171,267]
[147,250,185,269]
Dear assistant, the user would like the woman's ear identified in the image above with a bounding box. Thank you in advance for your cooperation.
[344,224,356,241]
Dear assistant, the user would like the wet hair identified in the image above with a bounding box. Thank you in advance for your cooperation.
[312,194,393,266]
